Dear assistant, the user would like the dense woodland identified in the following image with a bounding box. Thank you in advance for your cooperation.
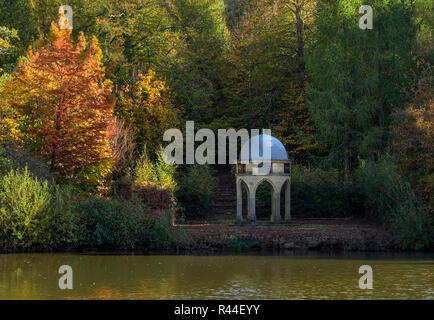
[0,0,432,251]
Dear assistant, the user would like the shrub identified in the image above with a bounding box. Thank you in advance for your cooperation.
[133,148,177,191]
[79,196,142,248]
[355,159,433,250]
[129,148,177,210]
[389,201,433,250]
[176,184,211,218]
[143,209,183,248]
[153,150,178,191]
[133,152,158,186]
[0,167,51,248]
[291,165,357,217]
[355,159,411,220]
[48,184,84,248]
[78,196,180,249]
[0,168,182,250]
[176,164,217,218]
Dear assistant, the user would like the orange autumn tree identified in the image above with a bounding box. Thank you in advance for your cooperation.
[2,23,115,181]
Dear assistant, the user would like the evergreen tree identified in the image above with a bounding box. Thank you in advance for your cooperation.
[307,0,416,173]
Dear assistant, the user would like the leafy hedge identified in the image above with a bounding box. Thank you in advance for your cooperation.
[291,165,360,217]
[0,167,181,250]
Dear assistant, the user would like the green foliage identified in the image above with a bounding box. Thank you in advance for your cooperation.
[355,159,412,219]
[254,182,273,219]
[154,150,178,191]
[414,0,433,51]
[355,159,433,250]
[223,0,315,155]
[133,148,177,191]
[228,238,259,252]
[0,26,19,73]
[0,0,34,72]
[48,184,84,247]
[176,184,210,219]
[78,196,180,248]
[181,164,217,195]
[0,167,180,250]
[176,164,217,218]
[163,0,228,124]
[133,152,157,186]
[143,209,182,248]
[90,0,175,88]
[388,200,433,250]
[291,165,358,217]
[0,167,51,248]
[115,70,180,156]
[78,196,144,248]
[307,0,416,171]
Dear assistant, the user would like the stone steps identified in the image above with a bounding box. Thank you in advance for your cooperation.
[209,173,236,215]
[212,199,237,204]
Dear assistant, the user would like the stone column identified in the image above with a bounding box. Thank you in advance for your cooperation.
[285,178,291,222]
[247,187,256,221]
[271,188,281,222]
[236,179,243,222]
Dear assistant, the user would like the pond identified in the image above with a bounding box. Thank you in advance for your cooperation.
[0,252,432,299]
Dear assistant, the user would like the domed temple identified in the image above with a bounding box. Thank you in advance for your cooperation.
[235,134,291,223]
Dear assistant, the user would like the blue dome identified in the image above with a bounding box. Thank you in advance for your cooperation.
[240,134,288,161]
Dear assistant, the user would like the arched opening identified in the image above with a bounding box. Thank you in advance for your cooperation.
[255,179,274,221]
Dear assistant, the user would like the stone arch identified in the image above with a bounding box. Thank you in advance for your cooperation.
[253,179,274,221]
[237,178,250,196]
[236,178,250,222]
[237,178,250,220]
[236,173,291,223]
[252,177,279,195]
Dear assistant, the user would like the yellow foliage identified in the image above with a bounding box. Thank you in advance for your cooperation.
[116,69,181,155]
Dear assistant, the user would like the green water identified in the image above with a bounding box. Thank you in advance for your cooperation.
[0,252,432,299]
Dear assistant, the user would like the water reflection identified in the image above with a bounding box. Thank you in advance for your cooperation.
[0,253,432,299]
